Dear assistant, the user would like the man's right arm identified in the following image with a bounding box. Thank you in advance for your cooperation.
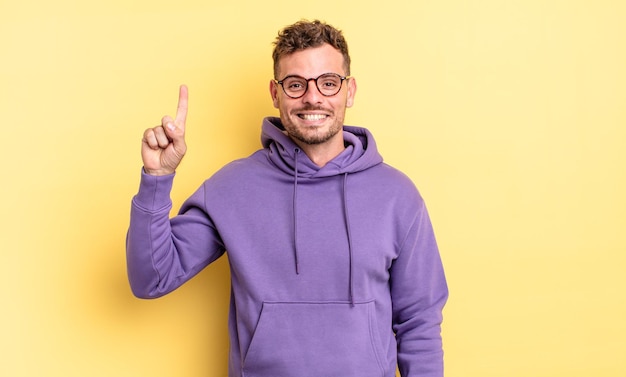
[125,86,224,298]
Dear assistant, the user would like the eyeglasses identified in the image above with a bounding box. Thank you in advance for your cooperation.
[274,73,351,99]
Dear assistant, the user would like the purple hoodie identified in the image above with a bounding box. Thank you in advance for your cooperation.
[127,117,448,377]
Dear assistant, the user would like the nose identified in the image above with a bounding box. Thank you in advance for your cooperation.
[301,78,324,103]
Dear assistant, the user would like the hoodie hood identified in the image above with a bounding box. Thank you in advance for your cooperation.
[261,117,383,177]
[260,116,383,305]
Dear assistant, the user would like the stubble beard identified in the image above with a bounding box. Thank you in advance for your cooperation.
[281,108,344,146]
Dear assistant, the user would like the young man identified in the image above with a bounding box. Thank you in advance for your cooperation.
[127,20,448,377]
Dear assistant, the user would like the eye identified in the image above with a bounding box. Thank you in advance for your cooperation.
[283,77,306,91]
[318,75,341,89]
[287,82,305,90]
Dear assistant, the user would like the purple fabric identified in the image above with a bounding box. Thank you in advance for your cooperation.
[127,117,448,377]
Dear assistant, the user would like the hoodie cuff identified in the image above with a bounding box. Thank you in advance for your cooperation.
[132,168,175,211]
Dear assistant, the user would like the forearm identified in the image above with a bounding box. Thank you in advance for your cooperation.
[395,303,446,377]
[126,169,226,298]
[126,170,178,298]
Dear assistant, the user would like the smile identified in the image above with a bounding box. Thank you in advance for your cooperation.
[298,114,328,121]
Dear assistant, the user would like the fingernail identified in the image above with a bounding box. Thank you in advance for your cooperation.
[167,123,175,131]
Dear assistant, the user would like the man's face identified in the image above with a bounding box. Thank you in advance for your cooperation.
[270,44,356,147]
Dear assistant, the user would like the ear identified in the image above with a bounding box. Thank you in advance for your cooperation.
[345,77,357,108]
[269,80,280,108]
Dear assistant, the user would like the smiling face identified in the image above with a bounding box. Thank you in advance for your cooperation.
[270,44,356,149]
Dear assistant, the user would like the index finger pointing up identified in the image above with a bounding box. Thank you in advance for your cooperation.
[176,84,189,126]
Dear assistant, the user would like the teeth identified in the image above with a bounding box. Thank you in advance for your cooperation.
[301,114,326,121]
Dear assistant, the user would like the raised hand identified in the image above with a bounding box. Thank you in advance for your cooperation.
[141,85,188,176]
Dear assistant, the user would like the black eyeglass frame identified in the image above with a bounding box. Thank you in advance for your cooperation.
[274,73,351,99]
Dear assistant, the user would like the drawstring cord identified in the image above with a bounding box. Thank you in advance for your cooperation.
[343,173,356,306]
[291,150,354,305]
[293,148,300,274]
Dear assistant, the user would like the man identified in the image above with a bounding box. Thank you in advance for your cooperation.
[127,20,448,377]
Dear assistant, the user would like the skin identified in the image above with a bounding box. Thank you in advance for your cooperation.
[270,44,357,167]
[141,85,188,176]
[141,43,356,175]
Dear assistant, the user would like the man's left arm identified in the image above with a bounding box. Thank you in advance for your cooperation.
[390,199,448,377]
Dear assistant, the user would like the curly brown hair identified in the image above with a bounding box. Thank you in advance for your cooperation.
[272,19,351,79]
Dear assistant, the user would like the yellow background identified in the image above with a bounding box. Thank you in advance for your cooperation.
[1,0,625,376]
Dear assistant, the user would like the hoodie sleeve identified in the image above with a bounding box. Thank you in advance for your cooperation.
[126,170,225,298]
[390,199,448,377]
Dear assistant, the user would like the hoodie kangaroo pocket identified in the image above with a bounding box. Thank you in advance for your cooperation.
[242,301,386,377]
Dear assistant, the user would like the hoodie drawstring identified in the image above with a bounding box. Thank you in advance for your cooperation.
[343,173,356,306]
[291,149,355,306]
[293,149,300,274]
